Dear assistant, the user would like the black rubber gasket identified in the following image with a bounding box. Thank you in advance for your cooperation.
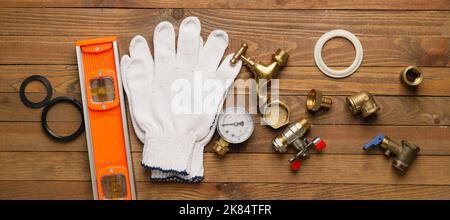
[19,75,53,109]
[41,96,84,142]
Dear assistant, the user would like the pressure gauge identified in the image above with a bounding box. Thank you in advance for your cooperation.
[213,107,254,157]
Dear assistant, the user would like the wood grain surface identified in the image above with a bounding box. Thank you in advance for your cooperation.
[1,0,450,10]
[0,1,449,200]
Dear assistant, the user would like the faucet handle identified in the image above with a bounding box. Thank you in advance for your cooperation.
[363,134,385,151]
[231,43,248,65]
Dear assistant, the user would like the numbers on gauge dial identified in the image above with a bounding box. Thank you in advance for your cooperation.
[217,107,254,144]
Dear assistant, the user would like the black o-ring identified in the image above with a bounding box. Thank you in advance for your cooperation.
[41,96,84,142]
[19,75,53,109]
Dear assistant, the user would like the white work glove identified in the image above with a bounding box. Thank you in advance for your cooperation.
[120,17,242,181]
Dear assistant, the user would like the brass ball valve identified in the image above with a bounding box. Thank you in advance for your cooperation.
[272,118,310,153]
[346,91,380,118]
[363,134,420,172]
[272,118,326,171]
[287,137,326,171]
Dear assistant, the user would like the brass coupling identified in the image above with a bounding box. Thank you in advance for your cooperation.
[306,89,332,111]
[272,118,310,153]
[363,134,420,172]
[346,91,380,118]
[401,66,423,87]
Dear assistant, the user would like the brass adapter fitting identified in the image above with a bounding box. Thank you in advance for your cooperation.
[363,134,420,172]
[213,138,230,157]
[401,66,423,87]
[346,91,380,118]
[306,89,332,111]
[261,100,290,129]
[272,118,310,153]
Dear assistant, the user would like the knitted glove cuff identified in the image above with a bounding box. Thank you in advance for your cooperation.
[150,170,204,183]
[141,131,196,176]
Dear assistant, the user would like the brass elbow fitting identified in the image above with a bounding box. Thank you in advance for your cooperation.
[363,134,420,172]
[400,66,423,87]
[306,89,332,111]
[346,91,380,118]
[272,118,310,153]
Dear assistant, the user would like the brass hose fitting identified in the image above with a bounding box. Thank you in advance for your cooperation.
[364,134,420,173]
[306,89,332,111]
[272,118,310,153]
[401,66,423,87]
[346,91,380,118]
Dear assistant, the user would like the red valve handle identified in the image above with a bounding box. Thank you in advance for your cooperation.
[290,159,302,171]
[313,137,326,151]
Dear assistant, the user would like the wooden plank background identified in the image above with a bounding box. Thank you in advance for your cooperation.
[0,1,449,199]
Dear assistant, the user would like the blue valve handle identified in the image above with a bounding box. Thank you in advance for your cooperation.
[363,134,385,151]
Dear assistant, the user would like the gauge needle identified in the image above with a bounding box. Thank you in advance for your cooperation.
[222,121,245,127]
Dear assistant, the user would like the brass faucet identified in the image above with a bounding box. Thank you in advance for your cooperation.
[231,43,290,129]
[231,43,289,81]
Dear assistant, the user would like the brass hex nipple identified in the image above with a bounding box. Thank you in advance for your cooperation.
[306,89,332,111]
[346,91,380,118]
[213,138,230,157]
[401,66,423,87]
[272,118,310,153]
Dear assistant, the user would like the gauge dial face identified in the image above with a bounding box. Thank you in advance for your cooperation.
[217,107,254,144]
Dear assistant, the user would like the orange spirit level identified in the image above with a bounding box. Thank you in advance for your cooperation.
[76,37,136,200]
